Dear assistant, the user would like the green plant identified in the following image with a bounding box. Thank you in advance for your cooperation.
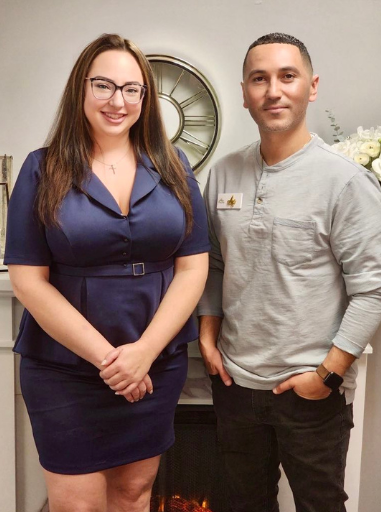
[325,110,344,143]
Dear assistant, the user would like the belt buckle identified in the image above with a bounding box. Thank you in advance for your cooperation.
[133,263,145,276]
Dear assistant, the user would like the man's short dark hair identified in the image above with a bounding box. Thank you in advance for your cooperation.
[243,33,313,75]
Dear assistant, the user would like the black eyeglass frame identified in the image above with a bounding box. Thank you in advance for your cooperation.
[85,77,147,103]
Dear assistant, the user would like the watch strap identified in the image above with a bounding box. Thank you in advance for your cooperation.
[316,363,330,381]
[316,363,344,390]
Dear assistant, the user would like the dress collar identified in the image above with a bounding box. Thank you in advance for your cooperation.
[81,153,161,215]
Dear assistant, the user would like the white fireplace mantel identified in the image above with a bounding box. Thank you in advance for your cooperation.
[0,273,17,512]
[0,272,373,512]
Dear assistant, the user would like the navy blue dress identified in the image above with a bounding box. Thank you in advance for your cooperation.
[4,148,210,474]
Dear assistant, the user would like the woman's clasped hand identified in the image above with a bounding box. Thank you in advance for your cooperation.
[100,341,155,401]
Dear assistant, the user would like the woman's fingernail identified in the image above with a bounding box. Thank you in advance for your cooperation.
[115,392,119,395]
[101,359,107,366]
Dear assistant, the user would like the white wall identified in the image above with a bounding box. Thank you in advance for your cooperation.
[1,1,380,511]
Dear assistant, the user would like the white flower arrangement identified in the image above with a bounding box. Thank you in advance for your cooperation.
[328,119,381,183]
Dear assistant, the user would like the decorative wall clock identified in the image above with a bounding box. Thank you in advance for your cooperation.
[147,55,221,173]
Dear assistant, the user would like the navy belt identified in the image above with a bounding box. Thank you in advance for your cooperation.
[51,258,174,277]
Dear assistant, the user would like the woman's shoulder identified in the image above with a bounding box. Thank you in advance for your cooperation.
[173,146,197,181]
[15,148,48,188]
[20,147,48,173]
[26,147,48,165]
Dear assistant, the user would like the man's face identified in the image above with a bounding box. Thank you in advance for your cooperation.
[241,43,319,134]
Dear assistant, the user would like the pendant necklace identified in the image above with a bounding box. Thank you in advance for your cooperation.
[93,149,129,174]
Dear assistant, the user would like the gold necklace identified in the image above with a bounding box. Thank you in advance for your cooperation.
[93,149,129,174]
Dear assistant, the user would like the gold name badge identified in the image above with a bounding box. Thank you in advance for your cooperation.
[217,193,243,210]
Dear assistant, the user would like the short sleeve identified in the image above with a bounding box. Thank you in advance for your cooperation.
[173,149,211,257]
[4,150,52,266]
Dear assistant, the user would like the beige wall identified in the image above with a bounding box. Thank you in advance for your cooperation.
[1,1,380,511]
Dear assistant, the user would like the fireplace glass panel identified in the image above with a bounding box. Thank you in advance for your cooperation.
[151,405,229,512]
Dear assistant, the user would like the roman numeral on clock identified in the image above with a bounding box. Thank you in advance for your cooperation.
[184,115,216,127]
[180,131,210,154]
[180,90,207,109]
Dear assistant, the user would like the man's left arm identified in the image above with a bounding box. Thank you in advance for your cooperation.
[275,170,381,398]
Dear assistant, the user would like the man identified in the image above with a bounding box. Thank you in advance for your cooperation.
[198,33,381,512]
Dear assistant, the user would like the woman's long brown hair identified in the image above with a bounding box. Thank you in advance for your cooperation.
[37,34,193,234]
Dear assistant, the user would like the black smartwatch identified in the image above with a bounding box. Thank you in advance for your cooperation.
[316,364,344,391]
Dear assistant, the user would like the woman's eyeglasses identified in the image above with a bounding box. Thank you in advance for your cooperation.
[85,77,147,104]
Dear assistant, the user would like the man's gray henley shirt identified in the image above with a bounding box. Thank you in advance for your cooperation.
[198,135,381,403]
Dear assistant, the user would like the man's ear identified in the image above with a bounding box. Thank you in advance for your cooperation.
[309,74,319,103]
[241,82,248,109]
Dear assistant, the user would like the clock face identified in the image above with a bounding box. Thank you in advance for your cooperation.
[147,55,221,173]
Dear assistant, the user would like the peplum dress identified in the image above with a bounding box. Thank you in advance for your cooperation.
[4,148,210,474]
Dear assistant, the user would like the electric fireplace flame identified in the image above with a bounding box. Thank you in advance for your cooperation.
[151,495,213,512]
[158,496,165,512]
[150,405,229,511]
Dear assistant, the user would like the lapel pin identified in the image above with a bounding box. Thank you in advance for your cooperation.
[227,195,236,207]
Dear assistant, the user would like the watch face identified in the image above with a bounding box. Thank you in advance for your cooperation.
[147,55,221,173]
[324,372,344,390]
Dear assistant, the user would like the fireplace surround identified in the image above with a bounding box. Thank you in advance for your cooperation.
[150,404,229,512]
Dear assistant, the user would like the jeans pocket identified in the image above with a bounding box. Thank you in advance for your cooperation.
[272,217,315,266]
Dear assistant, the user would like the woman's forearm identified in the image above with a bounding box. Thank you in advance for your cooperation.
[9,266,114,368]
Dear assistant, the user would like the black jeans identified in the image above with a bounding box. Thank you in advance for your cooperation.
[211,375,354,512]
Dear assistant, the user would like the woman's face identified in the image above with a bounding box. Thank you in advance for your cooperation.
[84,49,144,142]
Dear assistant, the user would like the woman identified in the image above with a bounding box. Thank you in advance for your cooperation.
[5,34,209,512]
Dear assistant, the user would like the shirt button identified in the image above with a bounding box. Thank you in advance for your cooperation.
[257,197,263,204]
[122,252,127,256]
[123,238,128,243]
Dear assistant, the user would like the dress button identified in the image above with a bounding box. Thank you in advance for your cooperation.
[257,197,263,204]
